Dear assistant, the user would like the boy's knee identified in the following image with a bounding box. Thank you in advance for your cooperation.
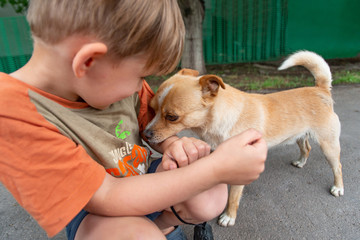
[76,215,165,240]
[188,196,227,223]
[181,184,228,223]
[130,218,166,240]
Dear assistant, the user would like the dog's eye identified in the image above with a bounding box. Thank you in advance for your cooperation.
[165,114,179,122]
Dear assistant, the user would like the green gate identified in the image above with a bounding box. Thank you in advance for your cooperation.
[203,0,360,65]
[286,0,360,59]
[203,0,288,64]
[0,16,32,73]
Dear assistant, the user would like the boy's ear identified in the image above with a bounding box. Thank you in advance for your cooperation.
[199,75,226,97]
[72,42,108,78]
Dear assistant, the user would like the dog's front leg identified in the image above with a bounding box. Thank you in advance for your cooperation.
[218,184,244,227]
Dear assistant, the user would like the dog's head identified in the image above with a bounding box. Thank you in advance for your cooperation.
[144,68,225,144]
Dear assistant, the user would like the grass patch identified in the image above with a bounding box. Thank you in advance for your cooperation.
[228,76,315,91]
[333,70,360,85]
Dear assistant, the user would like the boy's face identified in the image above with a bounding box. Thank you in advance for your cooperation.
[76,55,152,109]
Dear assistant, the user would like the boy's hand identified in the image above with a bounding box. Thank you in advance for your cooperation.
[211,129,267,185]
[161,137,211,170]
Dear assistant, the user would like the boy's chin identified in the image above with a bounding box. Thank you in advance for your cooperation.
[89,102,111,110]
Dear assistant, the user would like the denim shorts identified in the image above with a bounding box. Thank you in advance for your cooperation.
[66,158,162,240]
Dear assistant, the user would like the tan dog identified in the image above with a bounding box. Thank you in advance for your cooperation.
[144,51,343,227]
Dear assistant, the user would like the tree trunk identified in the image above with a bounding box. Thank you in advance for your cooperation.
[178,0,206,74]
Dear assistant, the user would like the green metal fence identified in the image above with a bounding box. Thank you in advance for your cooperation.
[0,16,32,73]
[203,0,288,64]
[203,0,360,65]
[286,0,360,59]
[1,0,360,73]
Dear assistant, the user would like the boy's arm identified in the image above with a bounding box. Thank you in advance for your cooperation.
[85,129,267,217]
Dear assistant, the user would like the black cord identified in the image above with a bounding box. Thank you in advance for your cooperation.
[170,206,196,225]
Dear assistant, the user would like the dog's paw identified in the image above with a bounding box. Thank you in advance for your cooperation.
[330,186,344,197]
[218,213,235,227]
[291,160,306,168]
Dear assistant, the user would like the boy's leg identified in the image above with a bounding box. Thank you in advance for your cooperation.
[154,183,228,230]
[153,157,228,229]
[75,214,166,240]
[70,158,227,239]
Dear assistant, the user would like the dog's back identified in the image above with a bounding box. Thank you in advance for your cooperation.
[201,52,335,148]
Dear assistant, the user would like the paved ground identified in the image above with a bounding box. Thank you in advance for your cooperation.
[1,84,359,240]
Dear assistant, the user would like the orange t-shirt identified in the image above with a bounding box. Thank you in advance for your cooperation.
[0,73,155,237]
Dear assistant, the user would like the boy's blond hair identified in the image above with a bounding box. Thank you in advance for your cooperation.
[27,0,185,74]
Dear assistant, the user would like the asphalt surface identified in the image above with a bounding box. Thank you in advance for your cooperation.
[1,84,359,240]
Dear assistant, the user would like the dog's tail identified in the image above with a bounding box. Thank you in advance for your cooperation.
[278,51,332,90]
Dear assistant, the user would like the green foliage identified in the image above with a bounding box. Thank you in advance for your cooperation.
[0,0,28,14]
[333,71,360,85]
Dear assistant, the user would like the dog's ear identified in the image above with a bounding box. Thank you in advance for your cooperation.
[177,68,199,77]
[199,75,226,97]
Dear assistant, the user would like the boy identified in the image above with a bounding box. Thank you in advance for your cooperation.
[0,0,267,239]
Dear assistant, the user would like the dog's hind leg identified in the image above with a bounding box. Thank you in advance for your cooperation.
[319,138,344,196]
[318,114,344,196]
[292,135,311,168]
[218,185,244,227]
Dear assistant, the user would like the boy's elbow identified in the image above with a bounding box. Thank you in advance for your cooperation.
[84,174,114,215]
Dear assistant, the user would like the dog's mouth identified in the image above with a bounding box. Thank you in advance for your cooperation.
[144,128,167,144]
[149,135,173,145]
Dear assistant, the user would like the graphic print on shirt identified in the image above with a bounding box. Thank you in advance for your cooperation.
[115,120,131,140]
[107,142,149,177]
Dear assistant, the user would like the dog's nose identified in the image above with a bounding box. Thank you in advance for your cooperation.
[144,129,154,140]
